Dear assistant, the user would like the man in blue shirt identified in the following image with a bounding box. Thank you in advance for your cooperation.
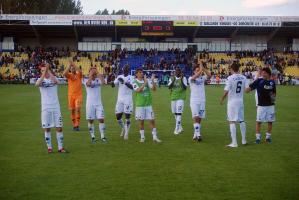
[246,68,276,144]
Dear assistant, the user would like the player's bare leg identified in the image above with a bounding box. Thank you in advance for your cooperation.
[227,121,238,148]
[44,128,52,153]
[116,113,125,137]
[255,122,262,144]
[98,118,107,143]
[149,120,161,143]
[56,127,66,153]
[266,122,272,143]
[88,119,96,143]
[193,117,202,141]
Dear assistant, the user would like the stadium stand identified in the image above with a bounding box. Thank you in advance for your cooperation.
[0,14,299,83]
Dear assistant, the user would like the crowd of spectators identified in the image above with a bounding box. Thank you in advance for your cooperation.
[0,46,298,84]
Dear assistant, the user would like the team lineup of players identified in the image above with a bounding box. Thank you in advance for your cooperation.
[36,61,276,153]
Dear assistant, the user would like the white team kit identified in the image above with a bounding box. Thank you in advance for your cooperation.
[114,75,133,114]
[189,75,207,118]
[224,74,249,122]
[38,77,63,128]
[84,78,105,120]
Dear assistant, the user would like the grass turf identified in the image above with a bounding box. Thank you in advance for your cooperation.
[0,84,298,200]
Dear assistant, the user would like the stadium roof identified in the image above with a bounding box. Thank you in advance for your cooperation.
[0,14,299,40]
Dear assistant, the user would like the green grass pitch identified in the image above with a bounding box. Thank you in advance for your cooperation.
[0,84,298,200]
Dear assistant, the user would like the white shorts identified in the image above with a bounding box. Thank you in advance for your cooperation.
[86,104,105,120]
[171,100,184,114]
[115,100,133,114]
[190,101,206,118]
[135,106,155,120]
[41,108,63,128]
[227,104,244,122]
[257,106,275,122]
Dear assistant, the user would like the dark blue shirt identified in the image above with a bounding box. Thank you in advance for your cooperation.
[250,78,276,106]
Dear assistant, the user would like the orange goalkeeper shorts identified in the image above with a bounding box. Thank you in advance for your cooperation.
[68,95,83,110]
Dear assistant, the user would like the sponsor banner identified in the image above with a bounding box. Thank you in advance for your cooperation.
[173,20,198,26]
[30,78,67,84]
[141,32,173,36]
[207,78,226,85]
[115,20,141,26]
[200,21,281,27]
[30,20,72,26]
[73,20,115,26]
[207,78,253,85]
[1,14,299,27]
[291,79,299,85]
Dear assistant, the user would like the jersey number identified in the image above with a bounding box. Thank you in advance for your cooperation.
[236,81,242,93]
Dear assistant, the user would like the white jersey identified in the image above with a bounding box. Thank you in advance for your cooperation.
[38,77,60,111]
[189,75,207,103]
[84,78,103,106]
[114,74,133,102]
[224,74,249,105]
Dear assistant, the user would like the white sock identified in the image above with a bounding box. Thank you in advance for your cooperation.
[125,119,131,135]
[44,131,52,149]
[176,115,182,131]
[266,132,271,139]
[88,122,95,138]
[56,132,64,150]
[229,123,237,145]
[140,129,145,139]
[256,133,261,140]
[99,123,105,139]
[240,122,246,143]
[193,123,201,136]
[152,128,158,139]
[117,119,124,129]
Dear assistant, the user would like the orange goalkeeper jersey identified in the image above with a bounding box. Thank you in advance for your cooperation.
[66,71,83,96]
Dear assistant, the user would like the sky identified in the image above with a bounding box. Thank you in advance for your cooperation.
[81,0,299,16]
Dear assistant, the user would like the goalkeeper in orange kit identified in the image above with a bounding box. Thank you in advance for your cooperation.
[63,62,83,131]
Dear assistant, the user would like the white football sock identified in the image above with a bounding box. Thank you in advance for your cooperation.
[266,132,271,139]
[140,129,145,139]
[56,132,64,150]
[44,131,52,149]
[193,123,200,136]
[240,122,246,143]
[176,115,182,131]
[88,122,95,138]
[125,119,131,135]
[117,119,124,129]
[256,133,261,140]
[229,123,237,145]
[152,128,158,139]
[99,123,105,139]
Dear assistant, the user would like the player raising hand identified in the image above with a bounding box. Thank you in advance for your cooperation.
[84,67,107,143]
[168,67,187,135]
[132,69,161,143]
[189,62,211,141]
[63,61,83,131]
[36,63,66,153]
[112,65,134,140]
